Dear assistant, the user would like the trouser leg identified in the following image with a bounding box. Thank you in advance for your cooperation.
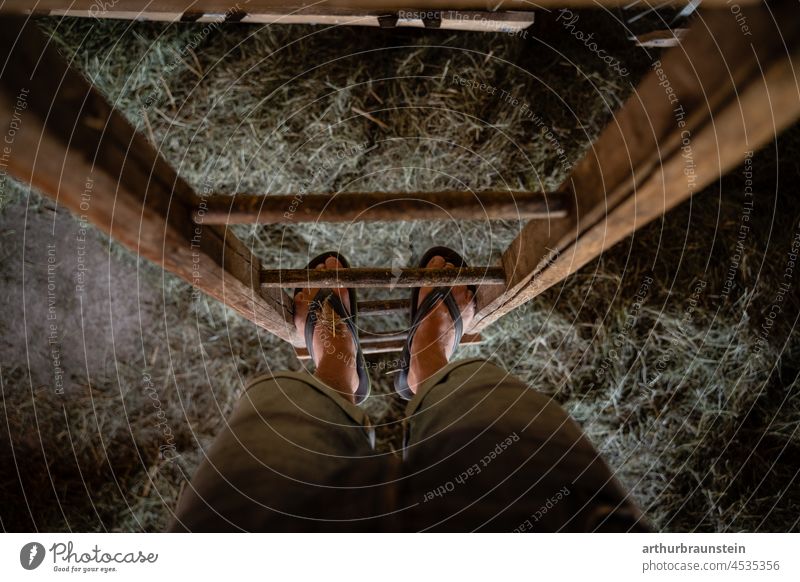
[167,372,389,532]
[399,359,649,532]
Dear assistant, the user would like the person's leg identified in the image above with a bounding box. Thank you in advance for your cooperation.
[401,360,648,531]
[168,372,386,531]
[399,253,648,532]
[168,256,391,531]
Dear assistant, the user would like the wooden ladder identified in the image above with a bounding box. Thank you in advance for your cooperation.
[2,1,799,362]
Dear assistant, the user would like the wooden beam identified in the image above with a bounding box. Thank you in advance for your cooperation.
[0,17,298,344]
[471,2,800,333]
[0,1,749,23]
[262,266,505,289]
[0,2,507,30]
[360,330,411,342]
[194,191,567,224]
[358,299,408,316]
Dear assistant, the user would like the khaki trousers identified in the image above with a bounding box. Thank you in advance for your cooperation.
[168,359,648,532]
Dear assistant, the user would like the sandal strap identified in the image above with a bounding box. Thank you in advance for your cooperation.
[395,287,465,401]
[395,246,473,401]
[304,290,357,362]
[295,251,370,406]
[405,287,464,361]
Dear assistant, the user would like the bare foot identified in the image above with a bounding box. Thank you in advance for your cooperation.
[407,255,475,394]
[294,256,359,403]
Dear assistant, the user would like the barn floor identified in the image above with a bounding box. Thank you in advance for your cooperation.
[1,9,799,532]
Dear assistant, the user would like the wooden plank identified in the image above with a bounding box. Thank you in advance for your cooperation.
[14,6,534,31]
[358,299,408,316]
[471,2,800,333]
[195,191,566,224]
[262,266,506,288]
[0,6,533,31]
[0,1,748,22]
[294,333,482,359]
[0,17,298,345]
[360,330,411,343]
[65,4,534,34]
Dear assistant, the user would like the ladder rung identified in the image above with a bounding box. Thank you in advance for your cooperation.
[360,330,408,342]
[294,333,482,359]
[357,299,408,316]
[194,191,567,224]
[262,266,505,289]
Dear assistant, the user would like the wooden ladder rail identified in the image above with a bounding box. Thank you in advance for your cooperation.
[470,1,800,334]
[0,16,298,345]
